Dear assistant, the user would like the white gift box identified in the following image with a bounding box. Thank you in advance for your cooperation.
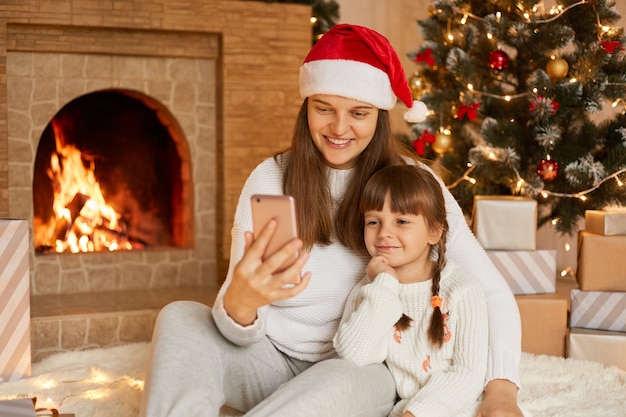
[567,328,626,371]
[486,250,556,295]
[0,398,36,417]
[0,219,31,382]
[472,196,537,250]
[585,209,626,236]
[570,289,626,332]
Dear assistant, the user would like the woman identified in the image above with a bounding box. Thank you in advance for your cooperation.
[140,24,523,417]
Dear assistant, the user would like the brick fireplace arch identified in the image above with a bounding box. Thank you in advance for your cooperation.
[33,89,193,254]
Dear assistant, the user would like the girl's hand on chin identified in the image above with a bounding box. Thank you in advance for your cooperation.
[223,220,311,326]
[366,256,396,281]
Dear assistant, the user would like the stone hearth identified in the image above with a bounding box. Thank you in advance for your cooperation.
[0,1,311,361]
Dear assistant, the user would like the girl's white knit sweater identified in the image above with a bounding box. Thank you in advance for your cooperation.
[334,262,488,417]
[212,156,521,387]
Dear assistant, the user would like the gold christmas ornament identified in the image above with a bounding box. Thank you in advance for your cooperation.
[433,132,452,153]
[408,71,426,100]
[546,57,569,80]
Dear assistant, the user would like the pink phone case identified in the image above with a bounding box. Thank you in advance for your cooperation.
[251,194,299,272]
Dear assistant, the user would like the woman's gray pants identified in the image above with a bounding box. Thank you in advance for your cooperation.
[140,301,396,417]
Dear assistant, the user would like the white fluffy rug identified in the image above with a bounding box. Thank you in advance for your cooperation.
[1,343,625,417]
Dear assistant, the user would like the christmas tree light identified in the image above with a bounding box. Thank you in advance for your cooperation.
[407,0,626,234]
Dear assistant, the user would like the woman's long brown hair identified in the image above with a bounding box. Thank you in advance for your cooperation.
[279,98,417,250]
[358,165,449,347]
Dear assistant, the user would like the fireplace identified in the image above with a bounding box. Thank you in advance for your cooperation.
[33,89,190,254]
[7,47,213,294]
[1,1,310,298]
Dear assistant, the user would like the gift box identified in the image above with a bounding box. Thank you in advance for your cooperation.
[0,398,36,417]
[569,289,626,332]
[0,398,74,417]
[576,231,626,291]
[567,328,626,371]
[515,293,568,357]
[0,219,31,382]
[486,250,556,295]
[585,209,626,236]
[472,196,537,250]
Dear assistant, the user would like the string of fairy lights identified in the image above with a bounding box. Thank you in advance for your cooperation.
[1,368,144,415]
[422,0,626,203]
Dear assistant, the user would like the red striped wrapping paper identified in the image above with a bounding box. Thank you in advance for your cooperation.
[570,289,626,332]
[0,219,31,382]
[486,250,557,295]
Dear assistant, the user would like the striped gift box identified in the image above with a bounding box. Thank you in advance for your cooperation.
[0,219,31,382]
[486,250,556,295]
[570,289,626,332]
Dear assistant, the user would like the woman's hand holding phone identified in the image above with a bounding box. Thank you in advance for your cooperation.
[251,194,301,272]
[222,196,311,326]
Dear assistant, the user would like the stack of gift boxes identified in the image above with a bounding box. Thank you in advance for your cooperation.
[0,219,31,383]
[567,210,626,370]
[472,196,568,357]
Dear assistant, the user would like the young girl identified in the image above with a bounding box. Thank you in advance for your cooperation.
[334,164,489,417]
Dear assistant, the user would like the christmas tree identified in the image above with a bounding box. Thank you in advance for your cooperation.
[407,0,626,234]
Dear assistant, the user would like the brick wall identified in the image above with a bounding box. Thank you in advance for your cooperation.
[0,0,312,281]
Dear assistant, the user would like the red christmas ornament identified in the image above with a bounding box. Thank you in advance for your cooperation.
[488,50,510,71]
[537,159,559,181]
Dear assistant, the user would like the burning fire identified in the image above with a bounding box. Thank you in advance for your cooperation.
[38,119,140,253]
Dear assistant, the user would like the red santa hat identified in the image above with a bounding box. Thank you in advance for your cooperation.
[299,24,428,123]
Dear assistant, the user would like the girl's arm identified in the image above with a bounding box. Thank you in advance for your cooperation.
[333,273,403,366]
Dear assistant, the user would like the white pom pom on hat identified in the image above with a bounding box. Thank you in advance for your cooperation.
[299,23,428,123]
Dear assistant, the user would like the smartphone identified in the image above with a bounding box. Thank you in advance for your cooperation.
[251,194,299,272]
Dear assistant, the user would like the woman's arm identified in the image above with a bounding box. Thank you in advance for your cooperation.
[439,182,522,387]
[334,273,403,366]
[213,159,310,345]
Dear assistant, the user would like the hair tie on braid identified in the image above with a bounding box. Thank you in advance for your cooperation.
[431,295,442,309]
